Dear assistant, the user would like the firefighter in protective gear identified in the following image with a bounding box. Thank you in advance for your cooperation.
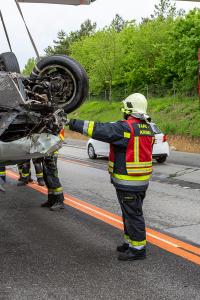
[17,155,64,210]
[68,93,154,261]
[17,159,45,186]
[40,152,65,211]
[17,128,65,211]
[41,128,65,211]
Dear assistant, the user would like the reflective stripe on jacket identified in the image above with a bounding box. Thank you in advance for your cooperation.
[69,117,154,191]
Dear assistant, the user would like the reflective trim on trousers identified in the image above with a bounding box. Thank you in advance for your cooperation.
[36,173,43,178]
[22,173,30,178]
[124,235,146,246]
[48,187,63,195]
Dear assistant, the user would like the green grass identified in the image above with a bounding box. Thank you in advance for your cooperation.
[69,97,200,138]
[69,100,121,122]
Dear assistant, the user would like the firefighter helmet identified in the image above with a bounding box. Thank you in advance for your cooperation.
[121,93,147,114]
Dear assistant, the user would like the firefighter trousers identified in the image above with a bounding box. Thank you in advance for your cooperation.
[18,159,43,183]
[43,155,64,204]
[116,189,146,248]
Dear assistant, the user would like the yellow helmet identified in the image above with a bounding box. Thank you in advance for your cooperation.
[121,93,147,114]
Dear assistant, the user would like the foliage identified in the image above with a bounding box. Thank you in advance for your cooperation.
[165,9,200,95]
[45,19,96,56]
[109,14,127,32]
[22,57,36,75]
[70,28,124,100]
[69,97,200,138]
[25,0,200,99]
[150,0,185,19]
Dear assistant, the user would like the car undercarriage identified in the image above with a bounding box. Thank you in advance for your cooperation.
[0,52,88,163]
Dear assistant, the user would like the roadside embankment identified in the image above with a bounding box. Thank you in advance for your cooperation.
[67,98,200,153]
[167,135,200,153]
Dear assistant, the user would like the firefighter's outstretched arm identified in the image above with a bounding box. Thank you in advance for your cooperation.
[69,119,129,143]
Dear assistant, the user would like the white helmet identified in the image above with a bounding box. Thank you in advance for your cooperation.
[121,93,147,114]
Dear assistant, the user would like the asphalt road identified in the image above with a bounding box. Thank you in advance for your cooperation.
[1,182,200,300]
[58,144,200,245]
[65,138,200,168]
[1,140,200,299]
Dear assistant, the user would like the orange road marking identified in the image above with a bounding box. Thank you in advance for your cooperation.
[7,169,200,266]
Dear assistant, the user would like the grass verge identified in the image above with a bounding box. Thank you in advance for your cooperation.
[68,97,200,153]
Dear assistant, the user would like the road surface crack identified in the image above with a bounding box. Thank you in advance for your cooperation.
[169,167,200,178]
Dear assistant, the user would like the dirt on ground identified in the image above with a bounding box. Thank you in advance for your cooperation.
[167,135,200,153]
[65,129,89,141]
[65,129,200,154]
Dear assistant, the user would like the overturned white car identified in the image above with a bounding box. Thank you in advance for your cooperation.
[0,0,95,164]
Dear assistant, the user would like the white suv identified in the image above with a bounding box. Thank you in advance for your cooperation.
[87,123,170,163]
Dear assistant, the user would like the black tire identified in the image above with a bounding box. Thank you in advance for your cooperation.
[156,156,167,163]
[0,52,20,73]
[30,55,89,113]
[88,144,97,159]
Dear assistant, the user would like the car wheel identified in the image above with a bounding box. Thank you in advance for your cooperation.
[88,144,97,159]
[156,156,167,163]
[30,55,89,113]
[0,52,20,73]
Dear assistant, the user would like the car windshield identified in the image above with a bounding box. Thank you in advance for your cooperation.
[151,124,162,134]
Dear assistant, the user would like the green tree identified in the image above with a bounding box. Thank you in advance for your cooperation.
[42,4,199,99]
[151,0,185,19]
[22,57,36,76]
[114,17,174,96]
[45,20,96,56]
[109,14,126,32]
[166,9,200,95]
[45,30,70,55]
[70,28,124,100]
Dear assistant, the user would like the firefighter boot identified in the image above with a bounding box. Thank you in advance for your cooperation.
[50,201,65,211]
[28,176,33,183]
[17,174,32,186]
[118,247,146,261]
[18,175,22,182]
[41,199,53,208]
[37,178,45,186]
[17,179,29,186]
[116,243,129,252]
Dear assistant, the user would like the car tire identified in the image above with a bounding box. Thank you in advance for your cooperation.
[88,144,97,159]
[0,52,20,73]
[30,55,89,113]
[156,156,167,163]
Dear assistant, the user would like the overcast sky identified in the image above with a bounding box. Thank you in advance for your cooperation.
[0,0,199,68]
